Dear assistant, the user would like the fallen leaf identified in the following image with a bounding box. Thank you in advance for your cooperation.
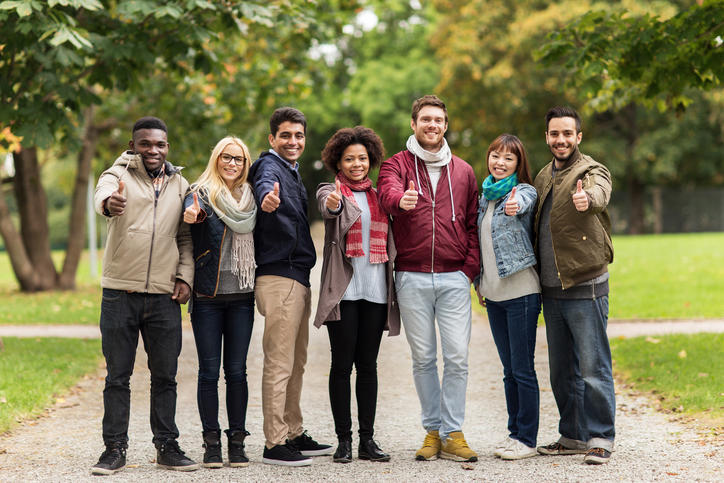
[645,336,661,344]
[461,463,475,470]
[678,350,687,359]
[0,397,6,404]
[697,373,708,378]
[666,472,679,476]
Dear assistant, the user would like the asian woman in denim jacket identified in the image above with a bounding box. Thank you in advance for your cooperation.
[474,134,541,460]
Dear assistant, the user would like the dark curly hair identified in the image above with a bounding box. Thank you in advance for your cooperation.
[321,126,385,173]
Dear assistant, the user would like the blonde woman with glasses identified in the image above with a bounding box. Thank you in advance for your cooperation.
[183,137,257,468]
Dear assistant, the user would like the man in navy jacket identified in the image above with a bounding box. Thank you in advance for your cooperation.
[249,107,332,466]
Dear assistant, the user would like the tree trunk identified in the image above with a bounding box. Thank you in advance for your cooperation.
[627,177,645,234]
[10,147,58,290]
[620,104,646,234]
[59,107,98,289]
[0,181,39,290]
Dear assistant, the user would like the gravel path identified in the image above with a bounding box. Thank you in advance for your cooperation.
[1,273,722,480]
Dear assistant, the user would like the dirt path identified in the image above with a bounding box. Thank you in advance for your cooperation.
[1,270,722,480]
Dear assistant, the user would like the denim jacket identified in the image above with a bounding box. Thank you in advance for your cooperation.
[477,183,537,281]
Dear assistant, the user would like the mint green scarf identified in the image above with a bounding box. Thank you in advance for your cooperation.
[482,173,518,201]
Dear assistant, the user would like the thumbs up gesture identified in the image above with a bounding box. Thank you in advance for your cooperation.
[326,180,343,211]
[106,179,127,216]
[572,179,589,212]
[504,186,519,216]
[184,192,201,224]
[261,182,281,213]
[399,180,419,211]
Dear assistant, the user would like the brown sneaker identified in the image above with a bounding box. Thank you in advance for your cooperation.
[415,430,441,461]
[537,441,587,455]
[440,431,478,462]
[584,447,611,464]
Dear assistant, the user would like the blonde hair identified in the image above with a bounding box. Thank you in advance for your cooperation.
[192,136,251,209]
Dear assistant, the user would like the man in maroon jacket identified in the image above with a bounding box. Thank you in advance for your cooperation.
[377,95,480,463]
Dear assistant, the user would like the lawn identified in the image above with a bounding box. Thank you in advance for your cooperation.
[611,333,724,428]
[0,337,103,434]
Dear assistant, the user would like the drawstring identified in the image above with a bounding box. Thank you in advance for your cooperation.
[447,166,455,222]
[414,155,424,197]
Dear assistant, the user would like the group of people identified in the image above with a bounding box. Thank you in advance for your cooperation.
[90,95,615,476]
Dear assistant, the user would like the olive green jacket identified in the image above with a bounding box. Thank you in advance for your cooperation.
[533,149,613,289]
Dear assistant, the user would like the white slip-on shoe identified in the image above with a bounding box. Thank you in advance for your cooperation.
[501,439,537,460]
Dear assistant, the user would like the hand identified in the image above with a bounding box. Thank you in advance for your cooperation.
[572,179,589,212]
[106,180,126,216]
[184,192,201,224]
[476,291,486,308]
[261,182,281,213]
[172,279,191,304]
[504,186,519,216]
[399,180,418,211]
[325,180,343,211]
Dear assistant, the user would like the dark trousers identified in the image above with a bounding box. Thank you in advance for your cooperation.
[191,296,254,432]
[327,299,386,441]
[486,293,541,448]
[100,289,182,447]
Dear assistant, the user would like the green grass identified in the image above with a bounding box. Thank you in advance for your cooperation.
[0,250,102,325]
[609,233,724,319]
[0,337,103,434]
[611,333,724,426]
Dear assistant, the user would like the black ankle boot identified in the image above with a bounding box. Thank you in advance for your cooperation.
[225,429,250,467]
[202,430,223,468]
[359,438,390,462]
[333,439,352,463]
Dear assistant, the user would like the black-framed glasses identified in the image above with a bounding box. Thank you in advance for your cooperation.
[220,153,245,165]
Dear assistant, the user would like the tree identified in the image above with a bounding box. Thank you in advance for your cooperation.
[0,0,347,290]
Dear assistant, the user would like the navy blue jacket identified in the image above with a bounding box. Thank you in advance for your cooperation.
[183,190,232,297]
[248,151,316,286]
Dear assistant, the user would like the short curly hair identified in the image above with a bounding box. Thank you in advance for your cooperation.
[321,126,385,173]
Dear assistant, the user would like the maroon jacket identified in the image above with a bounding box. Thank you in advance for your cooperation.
[377,150,480,280]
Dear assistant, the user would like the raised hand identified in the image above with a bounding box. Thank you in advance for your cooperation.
[261,182,281,213]
[184,192,201,224]
[326,180,343,211]
[106,180,126,216]
[572,179,589,212]
[399,180,419,211]
[504,186,519,216]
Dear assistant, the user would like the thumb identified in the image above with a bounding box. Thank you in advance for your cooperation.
[408,180,415,191]
[118,180,125,195]
[192,192,199,208]
[335,180,341,194]
[273,182,280,196]
[576,179,583,193]
[509,186,517,200]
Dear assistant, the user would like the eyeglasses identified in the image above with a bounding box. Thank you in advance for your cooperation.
[219,153,245,165]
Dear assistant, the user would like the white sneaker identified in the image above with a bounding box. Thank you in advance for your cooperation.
[501,439,537,460]
[493,437,515,457]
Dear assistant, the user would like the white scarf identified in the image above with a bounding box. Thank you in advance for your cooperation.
[406,134,452,167]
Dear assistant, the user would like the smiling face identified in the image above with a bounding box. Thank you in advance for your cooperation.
[336,144,370,181]
[546,116,582,164]
[216,143,246,189]
[488,149,518,181]
[129,128,168,172]
[411,105,448,152]
[269,121,306,164]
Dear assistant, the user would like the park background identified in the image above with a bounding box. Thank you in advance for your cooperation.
[0,0,722,463]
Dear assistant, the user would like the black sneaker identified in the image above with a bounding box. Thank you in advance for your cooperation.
[584,447,611,464]
[262,443,312,466]
[537,441,587,455]
[156,440,200,471]
[288,431,334,456]
[91,446,126,475]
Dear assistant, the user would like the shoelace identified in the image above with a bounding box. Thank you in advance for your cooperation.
[422,434,438,447]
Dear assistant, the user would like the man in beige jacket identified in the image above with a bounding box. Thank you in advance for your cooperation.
[91,117,197,475]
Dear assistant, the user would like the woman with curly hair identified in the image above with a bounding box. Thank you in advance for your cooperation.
[182,136,256,468]
[313,126,400,464]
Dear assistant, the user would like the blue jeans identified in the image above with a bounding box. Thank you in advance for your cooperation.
[100,289,182,447]
[191,296,254,432]
[486,294,541,448]
[542,295,615,451]
[396,271,472,440]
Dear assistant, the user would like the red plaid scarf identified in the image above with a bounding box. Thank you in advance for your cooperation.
[336,172,389,264]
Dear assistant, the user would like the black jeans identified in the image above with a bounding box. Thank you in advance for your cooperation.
[100,289,182,447]
[327,300,386,441]
[191,296,254,432]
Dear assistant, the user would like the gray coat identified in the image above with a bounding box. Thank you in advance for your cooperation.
[312,183,400,335]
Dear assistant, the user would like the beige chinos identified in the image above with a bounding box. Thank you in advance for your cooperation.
[255,275,311,448]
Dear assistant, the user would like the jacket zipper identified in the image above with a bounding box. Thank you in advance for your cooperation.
[427,165,436,272]
[144,174,168,291]
[547,178,567,290]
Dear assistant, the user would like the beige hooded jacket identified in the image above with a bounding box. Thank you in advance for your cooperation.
[94,151,193,293]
